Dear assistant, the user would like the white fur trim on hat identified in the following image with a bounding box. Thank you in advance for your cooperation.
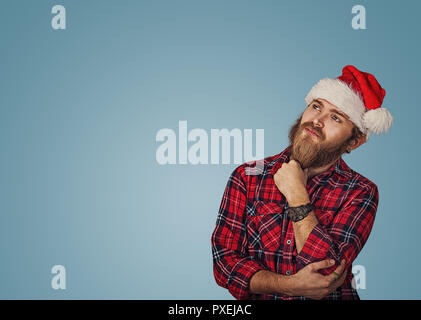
[305,78,367,134]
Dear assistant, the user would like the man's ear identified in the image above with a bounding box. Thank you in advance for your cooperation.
[348,134,366,152]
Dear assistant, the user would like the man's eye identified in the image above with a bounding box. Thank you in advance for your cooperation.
[332,115,341,122]
[312,104,320,110]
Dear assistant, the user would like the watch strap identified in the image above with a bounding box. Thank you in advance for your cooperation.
[286,202,314,222]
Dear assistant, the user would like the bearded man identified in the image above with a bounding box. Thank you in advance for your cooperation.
[211,65,393,300]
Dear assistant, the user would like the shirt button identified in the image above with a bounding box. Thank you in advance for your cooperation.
[286,240,292,245]
[286,270,291,276]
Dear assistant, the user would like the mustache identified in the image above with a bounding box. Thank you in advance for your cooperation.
[300,122,324,140]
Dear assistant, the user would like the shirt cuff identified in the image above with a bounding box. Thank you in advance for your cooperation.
[295,223,341,274]
[228,257,266,300]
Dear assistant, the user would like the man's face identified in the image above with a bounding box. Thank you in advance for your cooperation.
[288,98,360,169]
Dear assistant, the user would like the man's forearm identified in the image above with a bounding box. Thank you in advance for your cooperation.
[288,193,319,254]
[249,270,294,296]
[292,211,318,253]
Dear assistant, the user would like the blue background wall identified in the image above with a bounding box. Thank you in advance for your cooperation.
[0,0,419,299]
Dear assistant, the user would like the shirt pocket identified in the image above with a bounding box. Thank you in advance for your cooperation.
[246,201,286,252]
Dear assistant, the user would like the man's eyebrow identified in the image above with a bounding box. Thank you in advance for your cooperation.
[312,99,350,120]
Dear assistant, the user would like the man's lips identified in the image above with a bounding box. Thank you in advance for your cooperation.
[305,127,319,137]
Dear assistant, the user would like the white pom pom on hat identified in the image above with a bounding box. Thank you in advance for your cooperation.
[363,107,393,135]
[305,65,393,138]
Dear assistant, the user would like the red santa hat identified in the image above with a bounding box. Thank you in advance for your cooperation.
[304,65,393,138]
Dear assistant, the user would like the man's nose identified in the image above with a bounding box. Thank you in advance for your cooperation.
[313,116,324,128]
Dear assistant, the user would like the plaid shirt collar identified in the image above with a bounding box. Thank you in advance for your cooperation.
[267,145,353,181]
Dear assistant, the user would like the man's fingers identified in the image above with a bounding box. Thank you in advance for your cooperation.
[334,259,347,274]
[311,259,336,271]
[326,259,347,283]
[332,269,348,289]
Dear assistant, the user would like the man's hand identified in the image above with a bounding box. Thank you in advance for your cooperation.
[286,259,347,300]
[274,160,309,205]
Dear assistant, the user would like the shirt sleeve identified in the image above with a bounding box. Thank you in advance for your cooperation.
[295,184,379,275]
[211,165,266,300]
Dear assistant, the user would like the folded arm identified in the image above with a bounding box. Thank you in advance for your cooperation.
[289,185,379,275]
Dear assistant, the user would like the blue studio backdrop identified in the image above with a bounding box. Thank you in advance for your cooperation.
[0,0,419,299]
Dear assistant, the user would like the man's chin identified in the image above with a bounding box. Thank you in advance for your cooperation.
[291,144,319,169]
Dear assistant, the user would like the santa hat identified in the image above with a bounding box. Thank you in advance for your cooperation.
[304,65,393,139]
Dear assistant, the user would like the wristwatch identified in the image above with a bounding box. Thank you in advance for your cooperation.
[286,203,314,222]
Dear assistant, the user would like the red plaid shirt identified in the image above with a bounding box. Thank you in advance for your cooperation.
[211,146,379,300]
